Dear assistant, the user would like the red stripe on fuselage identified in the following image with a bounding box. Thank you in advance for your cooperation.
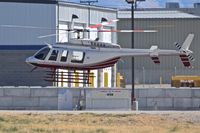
[30,57,120,70]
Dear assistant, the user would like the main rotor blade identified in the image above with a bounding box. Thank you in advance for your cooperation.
[96,29,158,33]
[38,32,71,38]
[149,24,174,28]
[87,19,119,29]
[38,33,60,38]
[1,24,157,33]
[0,25,67,31]
[1,23,157,33]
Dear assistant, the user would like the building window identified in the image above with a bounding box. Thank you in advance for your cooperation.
[71,51,85,63]
[60,50,68,62]
[49,50,59,61]
[58,24,68,42]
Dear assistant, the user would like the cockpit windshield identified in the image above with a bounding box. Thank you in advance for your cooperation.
[34,47,50,60]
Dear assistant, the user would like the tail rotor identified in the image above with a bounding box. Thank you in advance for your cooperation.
[174,42,181,50]
[175,34,195,67]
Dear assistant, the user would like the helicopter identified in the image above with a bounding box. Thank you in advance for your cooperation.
[26,33,194,70]
[1,15,195,84]
[25,31,194,84]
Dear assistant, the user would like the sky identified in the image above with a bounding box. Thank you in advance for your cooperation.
[66,0,200,8]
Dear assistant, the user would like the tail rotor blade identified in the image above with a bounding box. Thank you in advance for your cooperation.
[187,54,195,61]
[174,42,182,50]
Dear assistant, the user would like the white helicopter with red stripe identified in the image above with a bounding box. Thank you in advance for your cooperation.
[1,15,195,84]
[27,16,194,83]
[25,15,194,70]
[26,33,194,71]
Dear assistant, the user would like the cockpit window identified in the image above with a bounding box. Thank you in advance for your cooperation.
[49,50,59,61]
[34,47,50,60]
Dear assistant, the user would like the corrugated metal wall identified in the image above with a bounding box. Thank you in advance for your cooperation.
[117,18,200,84]
[0,51,49,86]
[0,2,56,86]
[0,2,56,45]
[59,3,117,27]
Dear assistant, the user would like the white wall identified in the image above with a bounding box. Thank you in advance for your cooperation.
[58,3,117,88]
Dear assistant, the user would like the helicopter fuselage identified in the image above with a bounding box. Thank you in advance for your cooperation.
[26,37,188,70]
[26,44,122,70]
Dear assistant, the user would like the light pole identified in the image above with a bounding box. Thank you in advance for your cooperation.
[125,0,135,109]
[125,0,145,110]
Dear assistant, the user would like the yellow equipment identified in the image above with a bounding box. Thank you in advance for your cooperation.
[171,76,200,88]
[116,73,125,88]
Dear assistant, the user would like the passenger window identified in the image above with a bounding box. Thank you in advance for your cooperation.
[71,51,85,63]
[60,50,68,62]
[49,50,58,61]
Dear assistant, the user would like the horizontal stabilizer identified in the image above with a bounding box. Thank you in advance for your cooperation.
[151,56,160,64]
[149,45,160,64]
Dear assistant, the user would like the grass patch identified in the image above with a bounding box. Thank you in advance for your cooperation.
[15,118,31,124]
[0,116,5,122]
[0,112,198,133]
[169,125,179,132]
[2,126,18,132]
[32,128,46,132]
[96,128,108,133]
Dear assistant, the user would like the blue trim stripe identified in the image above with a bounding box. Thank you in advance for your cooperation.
[0,45,46,50]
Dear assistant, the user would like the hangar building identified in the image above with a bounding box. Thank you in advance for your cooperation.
[0,1,117,86]
[117,4,200,84]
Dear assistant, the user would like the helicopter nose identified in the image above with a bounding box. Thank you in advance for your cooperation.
[26,56,34,64]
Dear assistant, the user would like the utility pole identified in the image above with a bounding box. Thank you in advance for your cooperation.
[125,0,145,110]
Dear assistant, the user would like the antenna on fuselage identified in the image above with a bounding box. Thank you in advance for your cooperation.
[44,42,52,48]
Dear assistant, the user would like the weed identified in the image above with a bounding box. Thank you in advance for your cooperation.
[15,119,31,124]
[96,128,107,133]
[32,128,45,132]
[0,116,5,122]
[170,125,179,132]
[2,126,18,132]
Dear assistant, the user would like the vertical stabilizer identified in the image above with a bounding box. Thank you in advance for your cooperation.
[181,33,194,50]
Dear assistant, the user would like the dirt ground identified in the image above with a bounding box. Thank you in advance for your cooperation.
[0,112,200,133]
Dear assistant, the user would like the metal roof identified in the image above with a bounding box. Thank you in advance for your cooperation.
[118,10,200,19]
[58,1,117,12]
